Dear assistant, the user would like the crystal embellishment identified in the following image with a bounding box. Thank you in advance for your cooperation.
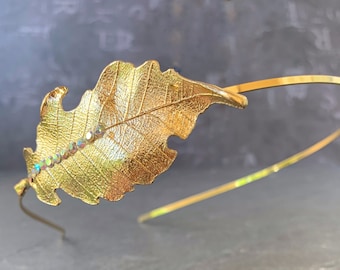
[28,124,105,179]
[52,153,61,164]
[34,164,41,173]
[68,142,77,154]
[77,139,86,149]
[45,156,53,168]
[85,131,94,142]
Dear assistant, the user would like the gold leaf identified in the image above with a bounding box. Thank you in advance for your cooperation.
[15,60,247,206]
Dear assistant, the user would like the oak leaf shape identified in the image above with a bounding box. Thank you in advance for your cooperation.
[15,60,247,206]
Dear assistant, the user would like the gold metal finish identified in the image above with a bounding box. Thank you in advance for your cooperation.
[224,75,340,93]
[138,128,340,223]
[15,60,246,205]
[14,59,340,232]
[138,74,340,223]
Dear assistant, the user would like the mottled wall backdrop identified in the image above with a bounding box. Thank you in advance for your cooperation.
[1,0,340,171]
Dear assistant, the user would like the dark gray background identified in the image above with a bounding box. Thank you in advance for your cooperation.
[1,1,340,270]
[2,165,340,270]
[0,0,340,170]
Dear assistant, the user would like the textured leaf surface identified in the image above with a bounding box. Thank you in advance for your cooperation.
[16,60,247,206]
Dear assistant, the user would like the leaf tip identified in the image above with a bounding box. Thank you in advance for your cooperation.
[23,147,33,155]
[40,86,69,117]
[23,147,34,167]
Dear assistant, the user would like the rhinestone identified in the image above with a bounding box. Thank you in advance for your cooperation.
[76,138,86,149]
[60,149,69,159]
[52,153,61,164]
[30,168,37,178]
[85,131,94,142]
[34,163,41,173]
[45,156,53,168]
[68,142,77,154]
[39,160,47,170]
[95,124,105,138]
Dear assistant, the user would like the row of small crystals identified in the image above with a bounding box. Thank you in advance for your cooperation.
[29,124,105,179]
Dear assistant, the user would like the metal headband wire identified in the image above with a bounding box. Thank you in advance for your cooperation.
[138,75,340,223]
[18,74,340,235]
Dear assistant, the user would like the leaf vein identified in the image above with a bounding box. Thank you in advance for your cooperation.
[137,61,153,115]
[98,62,120,121]
[123,120,172,162]
[110,135,155,177]
[59,162,96,199]
[123,68,135,121]
[106,92,215,130]
[76,150,110,191]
